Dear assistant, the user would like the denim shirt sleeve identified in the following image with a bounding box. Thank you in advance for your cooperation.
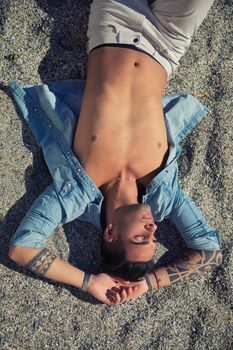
[9,185,63,248]
[166,186,221,251]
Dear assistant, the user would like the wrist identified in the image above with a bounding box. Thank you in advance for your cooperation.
[86,274,94,293]
[149,270,160,289]
[81,272,93,292]
[145,273,153,292]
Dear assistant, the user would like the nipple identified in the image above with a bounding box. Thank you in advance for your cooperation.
[91,135,97,142]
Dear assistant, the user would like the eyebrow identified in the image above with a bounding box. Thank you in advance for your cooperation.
[130,240,157,245]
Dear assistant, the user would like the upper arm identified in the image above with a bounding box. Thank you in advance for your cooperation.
[166,186,221,251]
[9,185,63,249]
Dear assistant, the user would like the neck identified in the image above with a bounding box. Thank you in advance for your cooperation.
[103,175,138,224]
[105,176,136,192]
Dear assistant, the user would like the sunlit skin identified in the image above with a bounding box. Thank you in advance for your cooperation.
[9,45,169,305]
[9,35,222,306]
[98,156,161,262]
[103,203,157,261]
[73,47,168,263]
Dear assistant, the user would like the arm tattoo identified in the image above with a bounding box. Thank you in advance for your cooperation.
[25,248,57,276]
[165,250,222,285]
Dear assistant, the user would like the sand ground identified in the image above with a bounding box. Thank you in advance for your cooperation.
[0,1,232,349]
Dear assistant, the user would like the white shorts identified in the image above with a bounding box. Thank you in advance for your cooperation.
[87,0,214,76]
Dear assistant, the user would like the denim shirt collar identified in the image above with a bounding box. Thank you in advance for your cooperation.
[9,80,221,251]
[10,79,209,205]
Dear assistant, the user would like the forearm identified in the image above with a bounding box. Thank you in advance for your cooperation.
[9,246,131,305]
[9,246,85,289]
[148,250,222,289]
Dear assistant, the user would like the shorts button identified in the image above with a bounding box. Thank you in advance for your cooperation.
[133,38,139,43]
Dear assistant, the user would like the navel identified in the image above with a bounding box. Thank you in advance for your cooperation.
[134,62,139,67]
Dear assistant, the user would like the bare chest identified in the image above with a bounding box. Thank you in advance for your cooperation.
[73,46,168,188]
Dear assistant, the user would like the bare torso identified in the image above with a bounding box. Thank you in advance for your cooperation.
[73,46,168,192]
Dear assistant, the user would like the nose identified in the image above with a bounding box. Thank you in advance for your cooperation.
[144,223,157,231]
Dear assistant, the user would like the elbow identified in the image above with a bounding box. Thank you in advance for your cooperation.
[9,246,21,264]
[9,245,43,267]
[9,246,28,266]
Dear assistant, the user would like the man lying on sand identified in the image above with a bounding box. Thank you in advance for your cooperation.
[9,0,222,304]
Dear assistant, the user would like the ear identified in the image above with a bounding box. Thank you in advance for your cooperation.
[103,223,114,243]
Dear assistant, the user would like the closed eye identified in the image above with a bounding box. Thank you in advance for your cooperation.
[134,232,157,241]
[130,240,157,245]
[131,234,157,245]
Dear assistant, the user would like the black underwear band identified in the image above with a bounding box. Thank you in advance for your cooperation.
[90,43,158,62]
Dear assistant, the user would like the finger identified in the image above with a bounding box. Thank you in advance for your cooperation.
[104,296,112,305]
[105,292,117,305]
[114,292,122,305]
[106,289,117,299]
[113,279,134,286]
[119,288,128,303]
[119,286,131,298]
[111,286,122,293]
[111,277,136,286]
[109,289,123,303]
[121,286,137,296]
[106,288,125,304]
[125,287,135,300]
[126,287,133,297]
[105,297,118,305]
[120,281,143,287]
[111,275,129,283]
[118,280,130,285]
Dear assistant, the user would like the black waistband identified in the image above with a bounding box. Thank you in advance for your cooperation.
[90,43,157,62]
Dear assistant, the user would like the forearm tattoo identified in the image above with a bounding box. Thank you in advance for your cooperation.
[25,248,57,276]
[165,250,222,285]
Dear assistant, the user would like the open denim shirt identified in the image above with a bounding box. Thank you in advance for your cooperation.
[9,80,220,251]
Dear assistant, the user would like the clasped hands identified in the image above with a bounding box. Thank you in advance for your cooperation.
[87,273,149,305]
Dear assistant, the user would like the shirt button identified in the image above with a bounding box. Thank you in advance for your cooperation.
[48,124,52,128]
[77,168,81,172]
[33,108,37,112]
[133,38,139,43]
[67,151,70,155]
[91,187,95,191]
[67,181,72,187]
[60,139,63,143]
